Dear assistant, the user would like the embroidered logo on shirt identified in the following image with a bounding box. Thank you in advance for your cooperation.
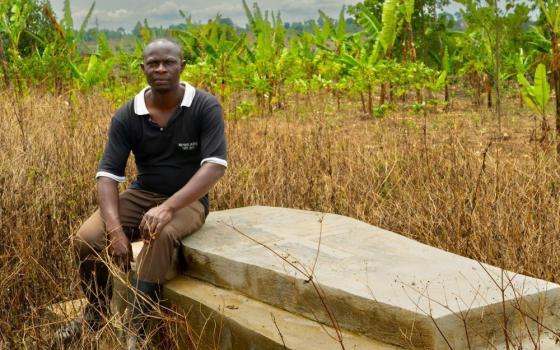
[178,141,198,151]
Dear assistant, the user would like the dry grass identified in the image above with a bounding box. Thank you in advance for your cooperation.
[1,89,560,347]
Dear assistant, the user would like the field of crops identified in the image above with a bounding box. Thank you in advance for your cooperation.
[2,0,560,348]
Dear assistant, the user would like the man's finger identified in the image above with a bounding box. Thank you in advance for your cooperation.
[153,221,165,240]
[147,217,155,230]
[139,215,147,233]
[141,219,152,240]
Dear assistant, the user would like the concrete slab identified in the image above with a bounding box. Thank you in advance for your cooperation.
[164,275,401,350]
[181,206,560,349]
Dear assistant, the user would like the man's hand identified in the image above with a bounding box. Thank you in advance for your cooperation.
[139,205,174,243]
[138,163,225,243]
[107,226,132,270]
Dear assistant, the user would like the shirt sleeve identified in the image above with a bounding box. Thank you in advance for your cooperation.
[96,117,132,182]
[199,100,228,168]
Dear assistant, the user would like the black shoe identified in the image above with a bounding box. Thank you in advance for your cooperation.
[126,277,163,349]
[53,303,106,346]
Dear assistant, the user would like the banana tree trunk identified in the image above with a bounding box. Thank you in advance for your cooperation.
[406,22,422,104]
[487,85,492,109]
[408,22,417,62]
[368,85,373,117]
[552,31,560,157]
[360,92,366,114]
[0,37,10,88]
[268,92,273,114]
[401,40,407,64]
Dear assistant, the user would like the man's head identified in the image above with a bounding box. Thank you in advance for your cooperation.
[141,38,186,93]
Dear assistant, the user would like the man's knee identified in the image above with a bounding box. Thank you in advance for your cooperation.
[72,229,96,260]
[72,212,106,260]
[140,226,178,258]
[156,226,179,246]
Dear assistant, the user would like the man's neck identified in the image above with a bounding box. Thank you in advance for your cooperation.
[146,83,185,111]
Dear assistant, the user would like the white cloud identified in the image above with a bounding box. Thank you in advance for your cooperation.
[106,9,131,19]
[189,3,245,20]
[72,8,133,27]
[147,1,181,17]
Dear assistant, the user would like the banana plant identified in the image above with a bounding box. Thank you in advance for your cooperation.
[60,0,95,52]
[535,0,560,155]
[455,29,494,108]
[518,63,551,139]
[518,63,550,116]
[378,0,399,56]
[400,0,416,62]
[377,0,399,105]
[505,48,534,107]
[174,16,245,102]
[429,45,454,103]
[0,0,33,89]
[241,0,289,114]
[338,43,381,116]
[69,53,114,90]
[399,0,423,102]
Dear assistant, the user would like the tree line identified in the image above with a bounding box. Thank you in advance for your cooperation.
[0,0,556,138]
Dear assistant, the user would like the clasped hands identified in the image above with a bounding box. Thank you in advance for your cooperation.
[107,204,174,269]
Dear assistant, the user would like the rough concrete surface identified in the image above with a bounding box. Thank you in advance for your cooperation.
[179,206,560,349]
[164,276,401,350]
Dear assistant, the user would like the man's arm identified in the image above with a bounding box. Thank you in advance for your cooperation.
[98,177,131,267]
[139,162,226,240]
[98,177,121,230]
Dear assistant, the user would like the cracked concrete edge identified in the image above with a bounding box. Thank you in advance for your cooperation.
[182,246,437,349]
[163,276,404,350]
[434,286,560,349]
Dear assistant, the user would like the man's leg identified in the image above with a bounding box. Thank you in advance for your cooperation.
[127,200,205,348]
[136,200,206,283]
[72,211,113,328]
[57,190,154,344]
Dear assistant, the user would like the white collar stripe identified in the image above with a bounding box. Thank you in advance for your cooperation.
[133,81,196,115]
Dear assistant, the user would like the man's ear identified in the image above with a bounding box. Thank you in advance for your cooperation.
[181,60,186,70]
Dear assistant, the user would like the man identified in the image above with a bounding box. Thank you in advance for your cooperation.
[57,38,227,348]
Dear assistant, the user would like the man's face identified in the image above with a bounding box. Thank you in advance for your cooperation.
[141,42,185,93]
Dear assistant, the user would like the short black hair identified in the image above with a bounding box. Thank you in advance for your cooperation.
[142,38,182,60]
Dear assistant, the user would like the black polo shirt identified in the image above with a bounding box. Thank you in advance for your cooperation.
[96,82,227,210]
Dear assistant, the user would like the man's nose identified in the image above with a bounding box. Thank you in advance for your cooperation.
[155,63,167,72]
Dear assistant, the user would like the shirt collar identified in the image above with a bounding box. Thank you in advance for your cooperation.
[133,81,196,115]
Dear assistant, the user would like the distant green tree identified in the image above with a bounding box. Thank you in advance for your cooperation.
[219,18,235,27]
[132,21,142,38]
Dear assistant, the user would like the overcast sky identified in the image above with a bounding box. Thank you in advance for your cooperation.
[49,0,375,31]
[49,0,466,32]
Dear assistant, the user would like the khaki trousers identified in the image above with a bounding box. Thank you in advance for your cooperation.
[73,189,206,283]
